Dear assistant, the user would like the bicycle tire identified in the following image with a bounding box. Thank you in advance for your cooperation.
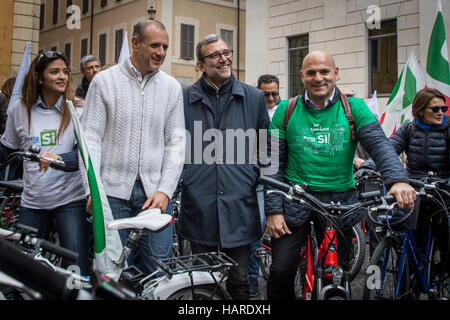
[363,237,410,300]
[166,284,228,300]
[425,235,449,299]
[348,223,366,281]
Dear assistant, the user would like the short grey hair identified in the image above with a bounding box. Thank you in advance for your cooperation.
[80,55,100,72]
[196,34,220,61]
[133,20,166,42]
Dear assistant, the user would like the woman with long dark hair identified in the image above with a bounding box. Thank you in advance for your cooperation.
[0,51,90,275]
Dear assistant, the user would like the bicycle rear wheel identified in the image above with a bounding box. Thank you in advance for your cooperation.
[363,237,410,300]
[166,284,228,300]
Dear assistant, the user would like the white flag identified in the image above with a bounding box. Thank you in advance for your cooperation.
[7,42,31,111]
[367,91,379,120]
[118,31,130,64]
[380,52,425,137]
[67,100,123,279]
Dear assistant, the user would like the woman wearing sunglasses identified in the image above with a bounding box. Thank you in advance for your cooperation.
[360,87,449,268]
[0,51,90,276]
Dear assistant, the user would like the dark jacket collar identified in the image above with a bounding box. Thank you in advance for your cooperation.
[189,74,245,104]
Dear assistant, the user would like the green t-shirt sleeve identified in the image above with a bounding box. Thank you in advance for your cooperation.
[349,97,377,134]
[269,99,289,139]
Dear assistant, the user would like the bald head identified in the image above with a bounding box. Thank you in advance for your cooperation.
[300,50,339,108]
[301,50,336,70]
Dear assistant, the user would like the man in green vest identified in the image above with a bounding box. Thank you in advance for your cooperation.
[263,50,416,300]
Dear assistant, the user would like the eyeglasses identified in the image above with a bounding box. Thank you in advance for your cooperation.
[37,50,63,63]
[202,50,233,61]
[263,91,279,98]
[426,106,449,113]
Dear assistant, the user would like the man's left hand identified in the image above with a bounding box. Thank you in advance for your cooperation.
[142,192,169,212]
[387,182,416,209]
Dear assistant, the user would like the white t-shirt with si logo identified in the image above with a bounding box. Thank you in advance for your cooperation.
[1,99,87,209]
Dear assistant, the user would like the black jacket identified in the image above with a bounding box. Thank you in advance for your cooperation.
[179,75,270,248]
[75,77,90,99]
[264,88,409,227]
[362,119,450,179]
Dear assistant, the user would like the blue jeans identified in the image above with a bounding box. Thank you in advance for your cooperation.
[248,184,266,279]
[18,199,91,276]
[107,180,173,274]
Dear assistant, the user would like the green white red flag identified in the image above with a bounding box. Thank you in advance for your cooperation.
[380,52,425,137]
[66,100,123,279]
[425,0,450,110]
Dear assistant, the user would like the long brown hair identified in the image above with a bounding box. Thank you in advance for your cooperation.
[412,88,446,120]
[22,51,74,139]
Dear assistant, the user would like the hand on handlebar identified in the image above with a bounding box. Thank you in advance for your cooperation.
[266,214,292,239]
[387,182,416,209]
[39,152,59,173]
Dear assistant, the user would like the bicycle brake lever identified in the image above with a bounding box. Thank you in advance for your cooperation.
[266,190,292,201]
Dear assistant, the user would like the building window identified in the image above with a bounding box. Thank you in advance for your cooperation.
[180,24,194,60]
[99,33,107,66]
[115,29,124,63]
[64,42,71,67]
[66,0,72,20]
[82,0,89,13]
[369,19,397,95]
[220,29,233,51]
[52,0,58,24]
[101,0,107,7]
[288,35,309,98]
[40,4,45,30]
[81,38,88,59]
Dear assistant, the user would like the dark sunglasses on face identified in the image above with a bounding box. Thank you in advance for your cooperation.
[264,91,279,98]
[426,106,449,113]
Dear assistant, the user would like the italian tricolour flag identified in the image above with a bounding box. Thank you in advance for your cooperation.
[380,52,425,137]
[67,100,123,279]
[425,0,450,110]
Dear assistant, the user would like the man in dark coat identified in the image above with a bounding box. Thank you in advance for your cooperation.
[75,55,101,106]
[180,34,270,300]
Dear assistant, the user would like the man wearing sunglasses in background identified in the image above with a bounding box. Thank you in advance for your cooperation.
[179,34,270,299]
[257,74,281,121]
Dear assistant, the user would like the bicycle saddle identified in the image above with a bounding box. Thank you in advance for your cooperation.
[106,208,173,232]
[0,180,24,193]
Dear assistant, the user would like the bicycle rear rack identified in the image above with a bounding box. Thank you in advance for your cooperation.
[151,252,237,276]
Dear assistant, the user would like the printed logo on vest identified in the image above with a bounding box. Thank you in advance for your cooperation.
[40,130,57,146]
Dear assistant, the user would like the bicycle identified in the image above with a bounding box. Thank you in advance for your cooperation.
[259,175,395,300]
[363,172,450,300]
[0,147,237,300]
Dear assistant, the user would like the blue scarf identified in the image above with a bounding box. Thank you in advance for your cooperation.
[415,114,447,130]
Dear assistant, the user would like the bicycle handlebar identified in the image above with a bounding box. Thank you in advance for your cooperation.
[260,175,395,214]
[39,239,79,262]
[0,238,78,300]
[0,226,79,262]
[0,149,66,171]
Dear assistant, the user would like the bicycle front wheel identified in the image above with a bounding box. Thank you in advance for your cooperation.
[363,237,410,300]
[348,223,366,281]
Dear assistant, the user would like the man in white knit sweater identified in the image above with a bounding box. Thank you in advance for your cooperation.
[81,20,185,274]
